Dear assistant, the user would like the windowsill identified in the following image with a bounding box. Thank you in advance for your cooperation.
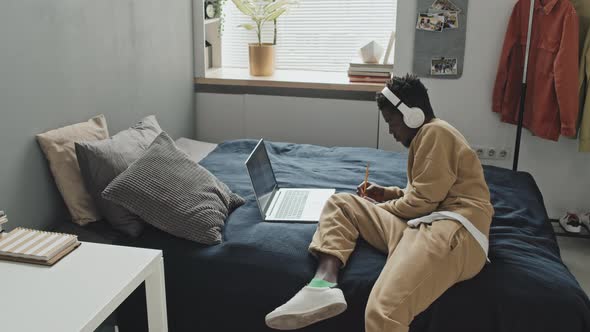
[194,67,384,93]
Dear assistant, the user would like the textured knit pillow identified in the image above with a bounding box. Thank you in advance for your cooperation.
[36,115,109,225]
[75,115,162,237]
[102,132,245,244]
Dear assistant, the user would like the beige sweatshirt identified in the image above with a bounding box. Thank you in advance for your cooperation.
[377,119,494,236]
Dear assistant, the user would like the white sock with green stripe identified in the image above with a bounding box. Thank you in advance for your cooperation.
[308,278,337,288]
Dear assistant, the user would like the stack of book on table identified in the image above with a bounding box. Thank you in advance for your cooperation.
[0,227,80,266]
[348,59,394,84]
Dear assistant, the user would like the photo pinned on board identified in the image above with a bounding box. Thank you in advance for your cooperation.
[440,11,459,29]
[431,57,458,76]
[416,13,445,32]
[430,0,461,12]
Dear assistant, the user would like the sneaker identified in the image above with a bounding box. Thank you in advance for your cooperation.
[265,286,347,330]
[559,212,581,233]
[580,212,590,232]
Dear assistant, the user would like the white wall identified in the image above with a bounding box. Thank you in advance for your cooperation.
[0,0,195,230]
[384,0,590,218]
[196,0,590,218]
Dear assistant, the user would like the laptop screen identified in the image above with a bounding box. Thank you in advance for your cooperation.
[245,139,278,216]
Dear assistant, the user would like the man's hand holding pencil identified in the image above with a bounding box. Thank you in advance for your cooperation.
[356,163,386,203]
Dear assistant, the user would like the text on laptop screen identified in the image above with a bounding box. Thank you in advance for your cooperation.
[246,141,277,213]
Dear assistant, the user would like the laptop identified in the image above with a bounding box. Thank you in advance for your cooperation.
[245,139,335,223]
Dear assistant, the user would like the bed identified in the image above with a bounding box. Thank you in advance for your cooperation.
[115,138,590,332]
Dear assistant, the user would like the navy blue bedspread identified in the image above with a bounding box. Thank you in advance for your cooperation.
[117,140,590,332]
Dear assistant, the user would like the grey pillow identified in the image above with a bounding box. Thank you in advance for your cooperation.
[75,115,162,237]
[101,132,245,245]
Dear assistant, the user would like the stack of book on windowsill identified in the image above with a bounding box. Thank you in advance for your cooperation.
[0,211,7,233]
[0,227,80,266]
[348,59,394,84]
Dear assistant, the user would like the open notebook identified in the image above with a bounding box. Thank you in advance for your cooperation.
[0,228,80,265]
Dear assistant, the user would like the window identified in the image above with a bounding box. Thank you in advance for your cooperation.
[221,0,397,72]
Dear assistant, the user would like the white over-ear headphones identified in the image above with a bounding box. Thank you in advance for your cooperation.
[381,87,425,129]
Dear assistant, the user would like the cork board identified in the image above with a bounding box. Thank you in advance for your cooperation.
[412,0,469,79]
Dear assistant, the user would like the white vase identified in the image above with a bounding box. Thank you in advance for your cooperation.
[359,41,384,64]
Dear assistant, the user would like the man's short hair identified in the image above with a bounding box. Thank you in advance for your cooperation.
[376,74,436,119]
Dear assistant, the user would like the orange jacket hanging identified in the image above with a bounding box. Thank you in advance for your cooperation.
[493,0,579,141]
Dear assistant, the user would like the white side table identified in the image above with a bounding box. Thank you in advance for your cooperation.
[0,241,167,332]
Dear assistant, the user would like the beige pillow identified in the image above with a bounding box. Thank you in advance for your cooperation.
[37,115,109,225]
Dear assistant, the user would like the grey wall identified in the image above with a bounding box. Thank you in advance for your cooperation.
[0,0,194,231]
[196,93,380,148]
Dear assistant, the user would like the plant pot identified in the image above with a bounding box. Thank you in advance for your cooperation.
[249,43,275,76]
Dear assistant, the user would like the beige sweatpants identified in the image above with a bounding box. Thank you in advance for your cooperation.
[309,193,486,332]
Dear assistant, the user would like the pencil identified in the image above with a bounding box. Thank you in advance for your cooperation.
[363,162,370,196]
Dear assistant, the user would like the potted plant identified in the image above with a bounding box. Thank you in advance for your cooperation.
[231,0,297,76]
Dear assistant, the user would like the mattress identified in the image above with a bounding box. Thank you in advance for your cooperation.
[117,139,590,332]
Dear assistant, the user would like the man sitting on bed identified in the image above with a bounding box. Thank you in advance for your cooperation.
[265,74,494,332]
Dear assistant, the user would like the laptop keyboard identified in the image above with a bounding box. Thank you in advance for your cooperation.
[275,191,309,219]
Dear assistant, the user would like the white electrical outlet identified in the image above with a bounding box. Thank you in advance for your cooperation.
[473,146,485,159]
[487,148,496,158]
[472,146,510,160]
[498,148,510,159]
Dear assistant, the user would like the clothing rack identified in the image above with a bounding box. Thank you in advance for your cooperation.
[512,0,535,171]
